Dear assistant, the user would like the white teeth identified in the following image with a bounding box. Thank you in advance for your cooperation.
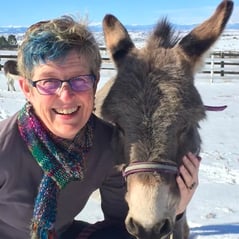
[55,107,78,115]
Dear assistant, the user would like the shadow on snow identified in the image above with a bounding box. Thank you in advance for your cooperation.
[190,223,239,238]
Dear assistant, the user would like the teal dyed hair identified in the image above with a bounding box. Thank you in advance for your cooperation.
[18,16,101,79]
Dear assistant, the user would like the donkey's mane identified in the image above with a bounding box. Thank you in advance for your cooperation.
[148,18,180,49]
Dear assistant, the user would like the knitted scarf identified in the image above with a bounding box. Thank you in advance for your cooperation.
[17,102,94,239]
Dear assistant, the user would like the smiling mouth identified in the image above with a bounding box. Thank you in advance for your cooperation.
[53,106,79,115]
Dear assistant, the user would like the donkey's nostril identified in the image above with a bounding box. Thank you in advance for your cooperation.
[155,218,173,237]
[125,217,141,237]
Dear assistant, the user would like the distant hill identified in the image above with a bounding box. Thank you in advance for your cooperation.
[0,23,238,35]
[0,26,28,35]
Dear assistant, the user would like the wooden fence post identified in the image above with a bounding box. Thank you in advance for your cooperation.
[210,54,214,83]
[220,52,224,77]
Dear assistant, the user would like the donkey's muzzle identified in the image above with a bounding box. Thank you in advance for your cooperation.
[126,217,173,239]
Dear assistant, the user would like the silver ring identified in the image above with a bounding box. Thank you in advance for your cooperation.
[188,182,196,190]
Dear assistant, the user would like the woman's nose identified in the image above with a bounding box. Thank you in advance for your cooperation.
[57,82,74,96]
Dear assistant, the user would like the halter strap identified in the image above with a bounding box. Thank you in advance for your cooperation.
[204,105,227,111]
[122,161,179,178]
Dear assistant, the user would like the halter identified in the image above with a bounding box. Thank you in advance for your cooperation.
[122,161,179,178]
[204,105,227,111]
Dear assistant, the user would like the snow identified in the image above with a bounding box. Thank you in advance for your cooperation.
[0,30,238,238]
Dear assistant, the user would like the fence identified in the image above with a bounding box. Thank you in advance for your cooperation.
[196,51,239,82]
[1,49,238,82]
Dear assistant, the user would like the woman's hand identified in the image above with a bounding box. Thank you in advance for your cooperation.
[176,152,201,215]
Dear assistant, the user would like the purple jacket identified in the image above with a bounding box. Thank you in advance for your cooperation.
[0,113,128,239]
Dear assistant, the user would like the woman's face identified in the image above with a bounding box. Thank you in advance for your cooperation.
[19,50,98,139]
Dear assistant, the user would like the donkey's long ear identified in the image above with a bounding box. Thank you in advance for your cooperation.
[103,14,135,65]
[179,0,233,59]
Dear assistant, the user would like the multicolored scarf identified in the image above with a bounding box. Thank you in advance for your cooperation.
[17,102,94,239]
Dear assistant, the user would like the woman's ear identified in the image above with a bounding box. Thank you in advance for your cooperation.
[18,77,31,100]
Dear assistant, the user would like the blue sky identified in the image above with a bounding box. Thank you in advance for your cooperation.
[1,0,239,27]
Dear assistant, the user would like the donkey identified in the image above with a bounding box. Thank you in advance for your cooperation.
[3,60,19,91]
[96,1,233,238]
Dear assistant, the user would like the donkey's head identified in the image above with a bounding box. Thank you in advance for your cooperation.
[101,1,233,238]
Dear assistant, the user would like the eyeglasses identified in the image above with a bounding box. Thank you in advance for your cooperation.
[29,75,95,95]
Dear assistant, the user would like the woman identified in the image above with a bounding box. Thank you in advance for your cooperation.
[0,16,200,239]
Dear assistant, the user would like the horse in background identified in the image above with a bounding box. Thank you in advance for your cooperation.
[3,60,19,91]
[96,1,233,238]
